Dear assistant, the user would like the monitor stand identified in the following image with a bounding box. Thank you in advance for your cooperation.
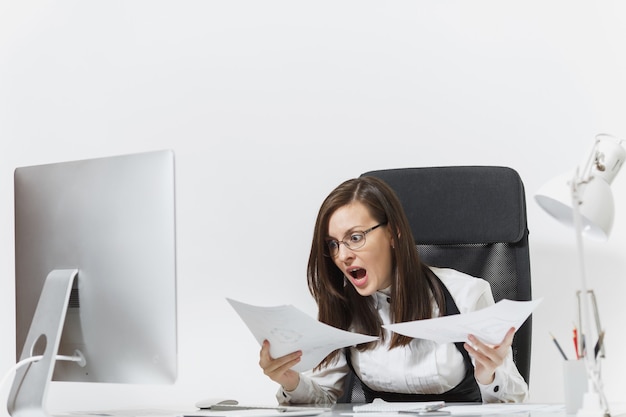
[8,269,78,417]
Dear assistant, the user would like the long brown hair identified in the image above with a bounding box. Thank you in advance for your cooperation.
[307,176,445,368]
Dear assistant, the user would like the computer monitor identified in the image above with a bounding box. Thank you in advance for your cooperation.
[9,150,178,417]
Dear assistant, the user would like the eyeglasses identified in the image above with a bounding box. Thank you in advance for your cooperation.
[325,222,387,257]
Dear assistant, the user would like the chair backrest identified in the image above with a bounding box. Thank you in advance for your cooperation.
[338,166,532,403]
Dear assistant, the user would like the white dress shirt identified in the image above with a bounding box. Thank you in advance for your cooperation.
[277,267,529,405]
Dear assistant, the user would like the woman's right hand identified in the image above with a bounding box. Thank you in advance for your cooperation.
[259,340,302,392]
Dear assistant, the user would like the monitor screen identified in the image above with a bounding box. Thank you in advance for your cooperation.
[10,150,177,415]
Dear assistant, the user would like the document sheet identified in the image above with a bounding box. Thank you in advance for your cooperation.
[227,298,378,372]
[382,299,542,345]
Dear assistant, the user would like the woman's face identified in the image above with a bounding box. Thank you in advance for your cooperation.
[327,201,394,296]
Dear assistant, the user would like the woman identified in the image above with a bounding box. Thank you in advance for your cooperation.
[259,176,528,405]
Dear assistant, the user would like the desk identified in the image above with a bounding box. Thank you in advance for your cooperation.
[149,403,565,417]
[57,402,626,417]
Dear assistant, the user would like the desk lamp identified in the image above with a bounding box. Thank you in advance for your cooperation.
[535,133,625,417]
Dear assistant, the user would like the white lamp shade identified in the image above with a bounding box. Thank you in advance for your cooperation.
[535,172,615,241]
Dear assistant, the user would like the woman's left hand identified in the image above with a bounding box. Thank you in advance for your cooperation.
[464,327,516,385]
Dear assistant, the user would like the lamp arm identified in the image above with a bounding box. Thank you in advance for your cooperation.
[570,175,610,417]
[571,178,590,293]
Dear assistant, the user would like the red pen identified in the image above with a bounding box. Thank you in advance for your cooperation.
[573,327,580,359]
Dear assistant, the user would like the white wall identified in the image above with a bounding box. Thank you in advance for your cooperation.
[1,0,626,412]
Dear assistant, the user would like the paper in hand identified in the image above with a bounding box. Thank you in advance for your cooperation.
[227,298,379,372]
[383,298,542,345]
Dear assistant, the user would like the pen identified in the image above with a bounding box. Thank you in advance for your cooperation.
[573,327,580,359]
[594,330,605,359]
[549,332,568,360]
[581,334,587,358]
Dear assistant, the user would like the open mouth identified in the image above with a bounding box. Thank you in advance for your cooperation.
[349,268,366,279]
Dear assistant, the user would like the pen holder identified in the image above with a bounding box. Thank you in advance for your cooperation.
[563,359,587,415]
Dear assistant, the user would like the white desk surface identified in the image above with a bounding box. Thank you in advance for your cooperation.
[56,403,562,417]
[56,402,626,417]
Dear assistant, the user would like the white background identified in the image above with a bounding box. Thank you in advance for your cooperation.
[1,0,626,413]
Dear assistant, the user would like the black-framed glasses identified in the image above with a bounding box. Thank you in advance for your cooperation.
[325,222,387,258]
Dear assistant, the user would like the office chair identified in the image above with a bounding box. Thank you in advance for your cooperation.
[338,166,532,403]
